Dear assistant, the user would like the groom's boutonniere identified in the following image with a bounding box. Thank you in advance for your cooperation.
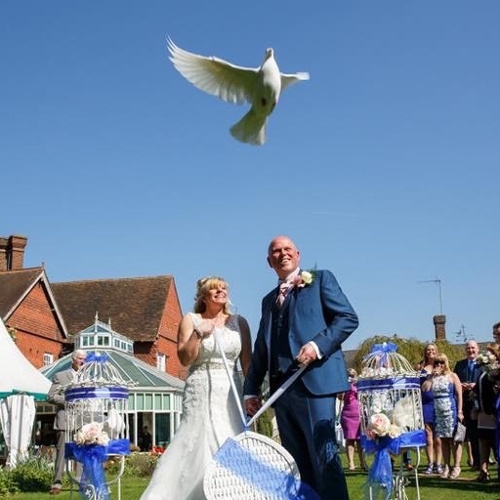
[293,270,315,288]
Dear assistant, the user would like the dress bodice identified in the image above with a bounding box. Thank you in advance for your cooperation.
[189,313,242,371]
[432,375,453,398]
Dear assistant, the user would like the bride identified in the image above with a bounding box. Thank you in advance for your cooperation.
[140,276,252,500]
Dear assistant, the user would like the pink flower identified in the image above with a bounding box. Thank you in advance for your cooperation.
[292,270,314,288]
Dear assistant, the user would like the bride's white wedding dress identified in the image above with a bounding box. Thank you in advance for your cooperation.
[140,313,245,500]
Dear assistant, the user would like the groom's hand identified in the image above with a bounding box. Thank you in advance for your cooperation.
[244,396,261,416]
[296,343,318,368]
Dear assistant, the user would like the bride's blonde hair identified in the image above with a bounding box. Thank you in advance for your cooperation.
[194,276,232,315]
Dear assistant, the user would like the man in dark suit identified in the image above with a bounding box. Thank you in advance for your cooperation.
[453,340,481,471]
[46,350,86,495]
[244,236,358,500]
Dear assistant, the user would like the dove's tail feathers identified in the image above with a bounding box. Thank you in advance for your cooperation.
[230,109,267,146]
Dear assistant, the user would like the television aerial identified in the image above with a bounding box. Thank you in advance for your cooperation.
[417,277,443,315]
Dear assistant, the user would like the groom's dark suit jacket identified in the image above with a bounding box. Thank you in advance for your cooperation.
[244,269,358,397]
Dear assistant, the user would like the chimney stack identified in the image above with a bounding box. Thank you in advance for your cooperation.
[433,314,446,341]
[6,235,28,270]
[0,237,8,271]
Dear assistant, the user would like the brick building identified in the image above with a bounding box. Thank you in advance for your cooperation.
[0,236,68,368]
[0,234,185,379]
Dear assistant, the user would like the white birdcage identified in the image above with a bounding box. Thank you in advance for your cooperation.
[357,342,425,500]
[64,352,131,500]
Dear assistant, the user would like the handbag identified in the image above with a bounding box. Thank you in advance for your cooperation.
[453,422,466,443]
[335,422,345,450]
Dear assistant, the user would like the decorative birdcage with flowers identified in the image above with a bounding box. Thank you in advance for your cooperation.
[357,342,425,500]
[64,352,132,500]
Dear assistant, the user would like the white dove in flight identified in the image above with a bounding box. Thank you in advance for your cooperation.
[167,38,310,145]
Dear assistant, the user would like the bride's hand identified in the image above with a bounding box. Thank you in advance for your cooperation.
[196,319,215,339]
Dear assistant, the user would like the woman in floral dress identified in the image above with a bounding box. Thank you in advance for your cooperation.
[431,354,463,479]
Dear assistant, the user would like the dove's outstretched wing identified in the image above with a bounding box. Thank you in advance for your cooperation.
[167,38,259,105]
[281,71,310,92]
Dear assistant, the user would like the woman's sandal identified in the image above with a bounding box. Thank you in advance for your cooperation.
[476,470,490,482]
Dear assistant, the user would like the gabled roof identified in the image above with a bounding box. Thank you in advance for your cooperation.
[0,267,44,317]
[0,267,68,335]
[52,275,176,342]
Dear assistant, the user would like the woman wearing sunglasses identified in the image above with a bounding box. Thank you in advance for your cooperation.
[431,354,463,479]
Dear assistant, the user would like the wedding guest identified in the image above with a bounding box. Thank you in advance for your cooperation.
[453,341,481,470]
[419,344,442,474]
[339,368,367,471]
[140,276,252,500]
[474,344,500,482]
[431,354,463,479]
[244,235,358,500]
[139,426,152,452]
[47,349,86,495]
[420,343,438,375]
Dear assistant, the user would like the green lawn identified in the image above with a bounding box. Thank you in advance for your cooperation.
[13,460,500,500]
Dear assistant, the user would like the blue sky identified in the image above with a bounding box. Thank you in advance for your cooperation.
[2,1,499,351]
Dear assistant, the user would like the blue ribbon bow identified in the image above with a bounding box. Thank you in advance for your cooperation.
[66,439,130,500]
[364,342,398,367]
[360,431,425,500]
[85,352,110,363]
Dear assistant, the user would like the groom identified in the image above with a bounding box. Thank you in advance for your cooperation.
[244,235,358,500]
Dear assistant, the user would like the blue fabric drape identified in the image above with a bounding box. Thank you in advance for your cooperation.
[65,439,130,500]
[360,431,425,500]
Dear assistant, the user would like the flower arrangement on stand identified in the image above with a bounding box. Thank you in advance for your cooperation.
[74,423,110,447]
[357,342,425,500]
[69,423,113,500]
[64,352,131,500]
[366,413,401,441]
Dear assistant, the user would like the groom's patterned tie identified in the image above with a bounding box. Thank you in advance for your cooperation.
[276,281,294,307]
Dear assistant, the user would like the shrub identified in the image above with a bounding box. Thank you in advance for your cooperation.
[0,467,19,497]
[8,455,53,492]
[106,452,159,478]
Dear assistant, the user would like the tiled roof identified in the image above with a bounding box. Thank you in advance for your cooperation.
[0,267,44,317]
[41,350,185,391]
[52,276,175,342]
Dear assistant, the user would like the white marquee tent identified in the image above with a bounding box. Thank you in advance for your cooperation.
[0,317,51,467]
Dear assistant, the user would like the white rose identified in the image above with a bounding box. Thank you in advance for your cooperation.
[301,271,313,285]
